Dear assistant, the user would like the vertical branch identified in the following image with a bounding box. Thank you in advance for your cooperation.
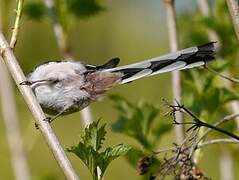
[0,33,80,180]
[226,0,239,42]
[10,0,24,49]
[43,0,92,126]
[164,0,185,143]
[0,58,31,180]
[0,8,30,179]
[219,150,234,180]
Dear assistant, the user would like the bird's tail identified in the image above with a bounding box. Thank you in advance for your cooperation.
[103,42,215,84]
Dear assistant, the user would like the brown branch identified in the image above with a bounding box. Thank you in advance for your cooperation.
[0,32,80,180]
[164,0,185,144]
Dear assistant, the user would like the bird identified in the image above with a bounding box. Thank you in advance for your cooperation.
[21,42,215,123]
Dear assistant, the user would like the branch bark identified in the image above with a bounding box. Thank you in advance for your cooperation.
[0,2,30,180]
[43,0,92,126]
[226,0,239,42]
[0,57,30,180]
[164,0,185,144]
[0,32,79,180]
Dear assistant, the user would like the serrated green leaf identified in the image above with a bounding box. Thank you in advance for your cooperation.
[67,120,131,180]
[82,120,106,151]
[111,95,162,149]
[98,144,132,174]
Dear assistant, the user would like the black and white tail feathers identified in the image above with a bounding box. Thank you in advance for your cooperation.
[87,42,215,84]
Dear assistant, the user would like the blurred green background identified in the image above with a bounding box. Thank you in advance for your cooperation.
[0,0,239,179]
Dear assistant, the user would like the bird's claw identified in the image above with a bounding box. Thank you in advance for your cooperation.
[43,117,52,123]
[35,123,39,130]
[20,81,32,86]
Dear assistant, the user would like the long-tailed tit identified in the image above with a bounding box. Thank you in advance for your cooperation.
[21,42,215,123]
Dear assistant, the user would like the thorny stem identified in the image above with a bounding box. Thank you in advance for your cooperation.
[204,65,239,84]
[10,0,24,49]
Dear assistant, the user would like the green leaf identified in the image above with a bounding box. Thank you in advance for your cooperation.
[24,2,47,20]
[98,144,132,175]
[67,120,131,180]
[82,120,106,151]
[110,95,161,149]
[67,0,105,18]
[124,148,144,167]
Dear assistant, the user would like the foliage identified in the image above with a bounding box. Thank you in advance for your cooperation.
[178,0,239,127]
[67,0,105,18]
[110,95,172,178]
[67,120,131,180]
[24,1,47,20]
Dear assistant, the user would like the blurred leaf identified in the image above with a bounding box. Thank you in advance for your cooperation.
[151,122,172,139]
[24,2,47,20]
[67,0,105,18]
[124,148,144,167]
[67,120,131,180]
[110,95,162,149]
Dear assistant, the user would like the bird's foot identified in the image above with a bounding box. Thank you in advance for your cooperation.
[43,117,52,123]
[34,123,39,130]
[20,80,32,86]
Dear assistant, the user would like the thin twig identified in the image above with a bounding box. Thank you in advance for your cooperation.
[196,113,239,143]
[178,104,239,140]
[42,0,92,126]
[204,65,239,84]
[196,138,239,149]
[164,0,185,144]
[10,0,24,49]
[0,32,80,180]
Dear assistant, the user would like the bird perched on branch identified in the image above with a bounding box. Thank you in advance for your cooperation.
[21,42,215,122]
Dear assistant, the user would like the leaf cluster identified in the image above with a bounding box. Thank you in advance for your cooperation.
[67,120,131,180]
[110,95,172,178]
